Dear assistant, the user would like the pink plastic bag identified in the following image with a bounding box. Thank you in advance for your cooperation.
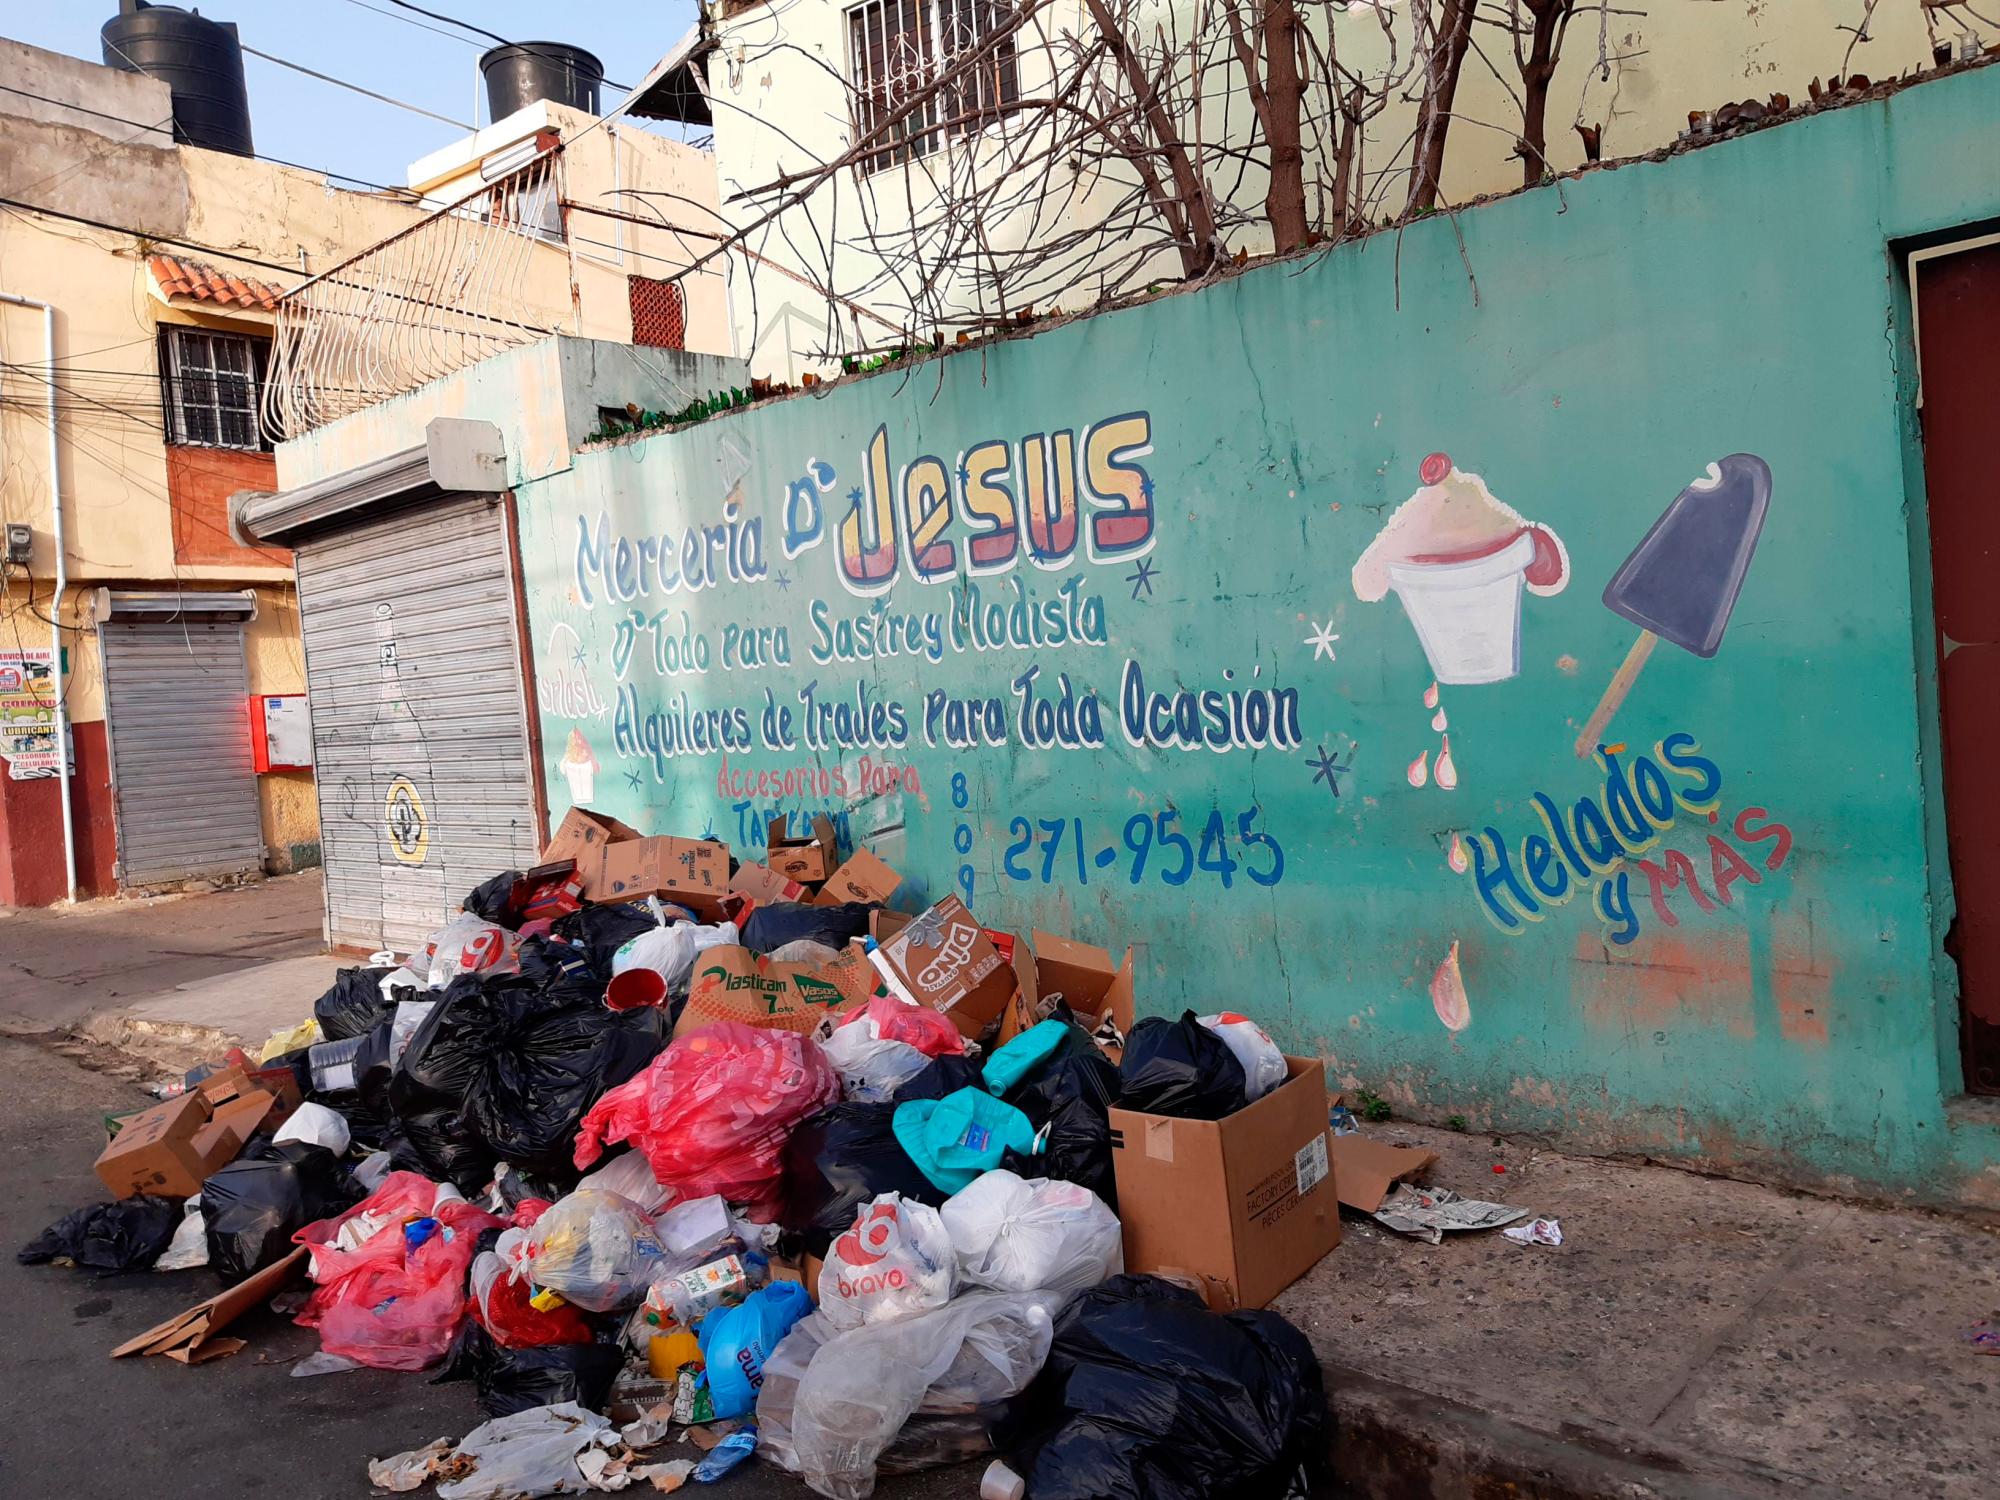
[840,995,965,1058]
[574,1021,837,1217]
[294,1174,501,1371]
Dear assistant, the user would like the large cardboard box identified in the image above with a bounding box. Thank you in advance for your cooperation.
[677,946,867,1037]
[874,895,1016,1041]
[729,860,809,907]
[813,849,903,908]
[766,814,837,884]
[94,1093,245,1200]
[542,806,641,870]
[594,836,730,916]
[1109,1056,1340,1311]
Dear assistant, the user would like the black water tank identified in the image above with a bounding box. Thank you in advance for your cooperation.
[480,42,603,121]
[101,1,253,157]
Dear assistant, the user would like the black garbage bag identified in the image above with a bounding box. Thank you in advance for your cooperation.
[306,1019,395,1144]
[892,1052,986,1105]
[391,976,491,1110]
[1117,1011,1249,1121]
[312,965,395,1042]
[392,1106,497,1197]
[998,1274,1326,1500]
[202,1139,360,1282]
[1001,1046,1122,1210]
[19,1196,180,1273]
[779,1102,948,1254]
[432,1320,623,1419]
[465,870,525,927]
[462,971,666,1183]
[740,901,875,956]
[549,901,660,979]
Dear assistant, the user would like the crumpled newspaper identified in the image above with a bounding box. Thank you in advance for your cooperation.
[1502,1217,1564,1247]
[1373,1183,1532,1244]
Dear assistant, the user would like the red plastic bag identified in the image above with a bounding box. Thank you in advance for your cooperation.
[574,1022,837,1218]
[839,995,966,1058]
[470,1247,595,1348]
[294,1174,501,1371]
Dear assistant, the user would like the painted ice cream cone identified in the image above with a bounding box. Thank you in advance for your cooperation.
[560,728,598,805]
[1352,452,1570,685]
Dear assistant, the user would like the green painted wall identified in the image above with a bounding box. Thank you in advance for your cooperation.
[515,64,2000,1207]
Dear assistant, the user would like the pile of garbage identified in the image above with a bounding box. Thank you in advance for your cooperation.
[22,811,1338,1500]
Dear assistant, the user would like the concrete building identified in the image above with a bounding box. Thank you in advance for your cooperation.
[695,0,1993,381]
[0,22,731,908]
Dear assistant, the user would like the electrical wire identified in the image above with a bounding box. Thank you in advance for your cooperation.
[371,0,636,91]
[240,44,474,130]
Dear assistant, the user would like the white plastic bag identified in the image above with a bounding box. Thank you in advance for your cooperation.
[435,1402,616,1500]
[611,910,738,995]
[940,1170,1122,1296]
[272,1101,352,1156]
[422,914,519,989]
[818,1192,957,1331]
[154,1196,209,1272]
[1198,1012,1288,1101]
[522,1189,670,1312]
[821,1025,931,1104]
[577,1148,673,1216]
[388,997,437,1065]
[770,1291,1063,1500]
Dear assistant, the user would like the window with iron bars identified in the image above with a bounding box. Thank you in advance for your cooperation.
[848,0,1020,173]
[158,326,269,451]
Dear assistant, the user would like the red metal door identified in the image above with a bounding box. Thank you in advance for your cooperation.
[1917,241,2000,1094]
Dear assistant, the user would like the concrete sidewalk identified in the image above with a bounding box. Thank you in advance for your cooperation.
[1,872,336,1068]
[1279,1120,2000,1498]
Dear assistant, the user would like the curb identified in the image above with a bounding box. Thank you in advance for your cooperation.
[1325,1364,1800,1500]
[78,1009,247,1078]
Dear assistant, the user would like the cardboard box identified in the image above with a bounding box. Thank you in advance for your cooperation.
[813,849,903,908]
[1324,1132,1439,1212]
[767,814,837,884]
[594,836,730,916]
[1109,1056,1340,1311]
[729,860,809,907]
[94,1093,243,1200]
[676,946,867,1037]
[1001,930,1137,1051]
[875,895,1016,1041]
[542,806,641,869]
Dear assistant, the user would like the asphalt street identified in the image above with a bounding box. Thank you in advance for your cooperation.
[0,1035,981,1500]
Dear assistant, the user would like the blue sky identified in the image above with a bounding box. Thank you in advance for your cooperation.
[11,0,700,189]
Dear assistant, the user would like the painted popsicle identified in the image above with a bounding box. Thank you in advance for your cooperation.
[1574,453,1771,757]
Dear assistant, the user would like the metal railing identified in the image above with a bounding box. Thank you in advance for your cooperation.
[264,148,576,436]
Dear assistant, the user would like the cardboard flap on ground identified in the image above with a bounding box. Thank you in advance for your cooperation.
[729,860,809,907]
[594,836,730,916]
[766,814,837,884]
[676,945,866,1037]
[1109,1056,1340,1311]
[812,849,902,908]
[875,895,1016,1041]
[542,806,642,868]
[1324,1132,1440,1213]
[112,1247,306,1363]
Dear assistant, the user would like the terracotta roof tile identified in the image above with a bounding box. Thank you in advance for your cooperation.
[147,253,286,311]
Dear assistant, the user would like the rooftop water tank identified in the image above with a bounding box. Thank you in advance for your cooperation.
[480,42,603,121]
[101,1,253,158]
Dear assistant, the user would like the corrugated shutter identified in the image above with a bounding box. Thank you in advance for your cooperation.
[293,494,538,953]
[99,617,263,885]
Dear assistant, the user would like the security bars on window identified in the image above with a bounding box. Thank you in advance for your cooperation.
[848,0,1021,172]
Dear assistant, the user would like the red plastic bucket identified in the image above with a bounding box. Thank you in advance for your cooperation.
[605,968,668,1012]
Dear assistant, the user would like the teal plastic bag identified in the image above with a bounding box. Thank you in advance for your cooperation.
[699,1282,811,1419]
[893,1088,1038,1194]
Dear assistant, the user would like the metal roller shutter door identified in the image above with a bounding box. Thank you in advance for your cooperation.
[294,494,538,953]
[99,618,263,885]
